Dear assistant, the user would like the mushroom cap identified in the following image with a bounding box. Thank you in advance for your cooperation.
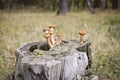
[44,33,51,38]
[43,28,49,32]
[57,32,62,37]
[49,25,56,29]
[79,30,86,35]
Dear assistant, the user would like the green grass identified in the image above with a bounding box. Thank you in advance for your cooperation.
[0,10,120,80]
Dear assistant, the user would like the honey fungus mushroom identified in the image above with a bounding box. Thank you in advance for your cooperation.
[56,32,62,45]
[49,25,56,32]
[49,25,56,46]
[79,30,86,44]
[43,28,49,34]
[44,33,53,48]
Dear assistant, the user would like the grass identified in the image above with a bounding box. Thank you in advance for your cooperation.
[0,10,120,80]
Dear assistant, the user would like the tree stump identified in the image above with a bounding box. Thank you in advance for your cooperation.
[7,40,97,80]
[57,0,67,15]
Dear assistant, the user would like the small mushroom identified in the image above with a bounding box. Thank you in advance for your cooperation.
[49,25,56,33]
[44,33,53,48]
[78,30,86,44]
[56,32,62,45]
[49,25,56,45]
[43,28,49,34]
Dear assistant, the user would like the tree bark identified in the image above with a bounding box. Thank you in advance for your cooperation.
[101,0,106,11]
[86,0,95,13]
[41,0,45,8]
[0,0,4,9]
[105,0,108,9]
[11,40,93,80]
[52,0,57,11]
[57,0,67,15]
[93,0,100,8]
[118,0,120,11]
[74,0,80,9]
[82,0,86,9]
[67,0,72,11]
[6,40,99,80]
[111,0,118,9]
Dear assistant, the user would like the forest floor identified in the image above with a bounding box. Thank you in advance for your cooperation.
[0,10,120,80]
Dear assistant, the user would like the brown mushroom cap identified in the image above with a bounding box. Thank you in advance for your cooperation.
[49,25,56,29]
[57,32,62,37]
[79,30,86,35]
[43,28,49,32]
[44,33,51,38]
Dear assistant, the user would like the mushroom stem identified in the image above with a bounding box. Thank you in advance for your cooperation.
[80,35,83,44]
[46,38,54,48]
[55,32,62,45]
[49,25,56,46]
[44,33,54,48]
[50,34,56,45]
[79,30,86,44]
[56,38,62,45]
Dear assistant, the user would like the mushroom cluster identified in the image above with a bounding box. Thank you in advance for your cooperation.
[43,25,86,47]
[43,25,62,48]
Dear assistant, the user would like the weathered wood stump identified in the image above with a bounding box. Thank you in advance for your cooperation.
[7,40,98,80]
